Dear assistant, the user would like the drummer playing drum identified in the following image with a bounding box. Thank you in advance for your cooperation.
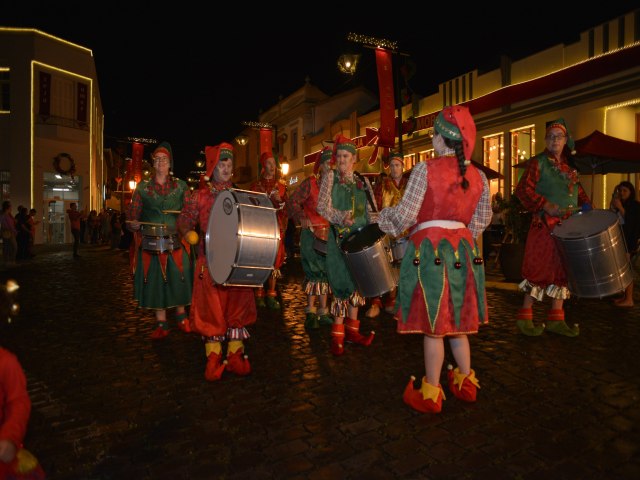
[514,118,592,337]
[126,141,194,340]
[316,134,377,356]
[365,150,410,319]
[177,142,256,382]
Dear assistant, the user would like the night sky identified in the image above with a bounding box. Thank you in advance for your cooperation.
[2,2,636,177]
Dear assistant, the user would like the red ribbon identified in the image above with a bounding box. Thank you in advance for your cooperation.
[364,127,391,166]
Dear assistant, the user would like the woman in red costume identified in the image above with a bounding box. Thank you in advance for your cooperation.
[514,119,591,337]
[177,143,256,381]
[249,152,289,310]
[377,106,491,413]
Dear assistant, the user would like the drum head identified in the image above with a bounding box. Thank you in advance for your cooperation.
[206,190,239,283]
[341,223,385,253]
[205,189,278,285]
[552,209,617,239]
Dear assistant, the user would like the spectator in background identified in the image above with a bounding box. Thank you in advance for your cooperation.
[66,203,83,258]
[0,201,17,268]
[610,181,640,307]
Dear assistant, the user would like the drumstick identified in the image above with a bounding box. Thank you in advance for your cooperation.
[125,220,167,226]
[162,210,182,214]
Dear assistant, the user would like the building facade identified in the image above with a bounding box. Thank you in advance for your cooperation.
[252,9,639,210]
[0,28,104,245]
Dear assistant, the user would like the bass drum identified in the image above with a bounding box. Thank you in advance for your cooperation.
[552,209,632,298]
[340,223,398,298]
[205,189,279,286]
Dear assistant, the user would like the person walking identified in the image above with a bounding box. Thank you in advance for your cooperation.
[249,152,289,310]
[365,150,409,318]
[377,106,491,413]
[514,119,591,336]
[316,134,377,356]
[177,142,256,381]
[286,146,333,329]
[126,141,194,339]
[66,203,83,258]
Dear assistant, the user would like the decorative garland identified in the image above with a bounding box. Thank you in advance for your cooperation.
[53,153,76,178]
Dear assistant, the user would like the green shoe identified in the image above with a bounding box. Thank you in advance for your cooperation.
[516,319,545,336]
[546,321,579,337]
[256,297,266,308]
[318,314,333,326]
[305,312,320,330]
[266,296,281,310]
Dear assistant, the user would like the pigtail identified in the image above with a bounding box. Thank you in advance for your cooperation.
[454,142,469,190]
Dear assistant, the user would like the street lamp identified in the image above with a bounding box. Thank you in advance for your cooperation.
[337,54,360,75]
[235,134,249,146]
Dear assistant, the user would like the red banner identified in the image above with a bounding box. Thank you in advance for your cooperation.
[39,71,51,116]
[77,83,87,124]
[260,128,273,156]
[375,48,395,148]
[131,142,144,183]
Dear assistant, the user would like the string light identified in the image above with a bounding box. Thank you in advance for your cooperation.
[241,121,273,129]
[347,32,398,51]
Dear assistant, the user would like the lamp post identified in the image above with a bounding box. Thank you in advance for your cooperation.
[345,32,407,155]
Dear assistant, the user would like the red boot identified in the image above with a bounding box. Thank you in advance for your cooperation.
[447,365,480,402]
[176,312,192,333]
[204,352,225,381]
[402,376,445,413]
[345,318,374,346]
[331,324,345,356]
[150,326,169,340]
[225,350,251,376]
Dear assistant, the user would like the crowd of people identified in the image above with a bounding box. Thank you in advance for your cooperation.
[7,110,639,426]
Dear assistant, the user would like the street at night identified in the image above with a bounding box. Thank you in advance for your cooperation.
[1,243,638,479]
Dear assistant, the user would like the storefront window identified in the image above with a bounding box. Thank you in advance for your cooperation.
[483,133,504,199]
[511,126,535,189]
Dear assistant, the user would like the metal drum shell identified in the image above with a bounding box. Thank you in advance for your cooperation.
[140,224,175,237]
[340,223,398,298]
[390,236,409,265]
[205,189,279,286]
[141,234,179,254]
[552,209,633,298]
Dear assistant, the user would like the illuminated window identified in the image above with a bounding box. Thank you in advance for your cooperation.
[510,126,535,189]
[483,133,504,198]
[51,75,74,120]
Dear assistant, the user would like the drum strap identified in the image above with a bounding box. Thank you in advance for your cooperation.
[410,220,465,236]
[354,171,377,212]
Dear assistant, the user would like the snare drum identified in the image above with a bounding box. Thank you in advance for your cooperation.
[390,236,409,264]
[140,224,179,254]
[205,189,279,286]
[552,209,632,298]
[312,226,330,256]
[340,223,398,298]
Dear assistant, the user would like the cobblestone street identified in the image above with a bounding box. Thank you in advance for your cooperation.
[0,243,638,479]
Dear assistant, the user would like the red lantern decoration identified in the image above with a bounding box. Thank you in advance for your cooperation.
[131,142,144,183]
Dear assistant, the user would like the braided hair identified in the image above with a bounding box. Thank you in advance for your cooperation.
[444,136,470,191]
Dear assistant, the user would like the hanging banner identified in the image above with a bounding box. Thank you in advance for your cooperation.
[131,142,144,183]
[259,128,273,156]
[39,71,51,116]
[77,83,88,124]
[375,48,395,148]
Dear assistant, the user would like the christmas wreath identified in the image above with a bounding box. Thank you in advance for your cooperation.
[53,153,76,178]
